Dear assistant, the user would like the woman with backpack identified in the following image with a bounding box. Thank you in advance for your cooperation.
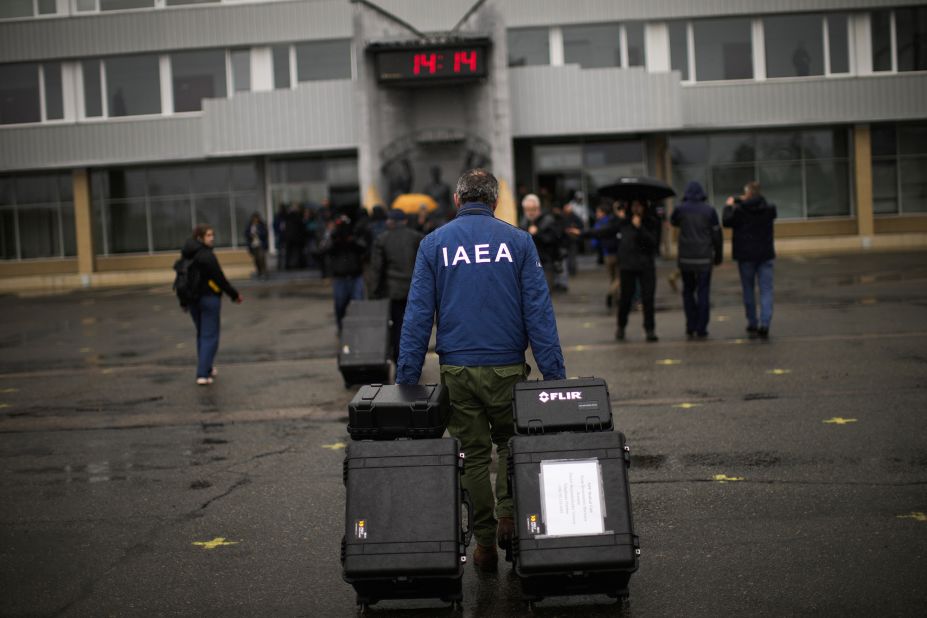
[180,224,243,385]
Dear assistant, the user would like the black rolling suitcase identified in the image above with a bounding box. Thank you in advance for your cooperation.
[338,314,390,387]
[513,377,613,434]
[347,383,450,440]
[342,438,471,610]
[508,431,639,606]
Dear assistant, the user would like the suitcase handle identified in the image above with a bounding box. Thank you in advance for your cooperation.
[461,488,473,547]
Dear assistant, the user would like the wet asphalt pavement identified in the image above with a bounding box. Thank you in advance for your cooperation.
[1,251,926,617]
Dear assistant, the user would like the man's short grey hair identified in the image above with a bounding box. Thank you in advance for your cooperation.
[455,168,498,205]
[522,193,540,208]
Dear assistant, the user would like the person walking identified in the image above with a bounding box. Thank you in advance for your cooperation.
[519,193,562,292]
[369,209,424,363]
[723,181,777,339]
[671,181,723,339]
[615,200,661,342]
[181,224,243,385]
[589,201,621,309]
[243,212,269,279]
[397,169,566,572]
[319,212,367,333]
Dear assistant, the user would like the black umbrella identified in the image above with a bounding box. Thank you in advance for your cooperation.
[597,176,676,202]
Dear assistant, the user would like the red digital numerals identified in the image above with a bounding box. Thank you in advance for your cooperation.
[412,50,479,76]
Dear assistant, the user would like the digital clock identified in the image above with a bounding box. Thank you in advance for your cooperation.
[372,40,490,84]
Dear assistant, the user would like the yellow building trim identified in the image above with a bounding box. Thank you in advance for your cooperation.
[854,125,874,238]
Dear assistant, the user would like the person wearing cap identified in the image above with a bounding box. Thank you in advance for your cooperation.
[397,169,566,572]
[369,208,424,363]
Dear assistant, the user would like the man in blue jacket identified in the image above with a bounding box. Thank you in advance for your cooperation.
[397,168,566,572]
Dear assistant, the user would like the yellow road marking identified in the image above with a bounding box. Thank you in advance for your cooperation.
[573,345,587,352]
[656,359,682,366]
[823,417,858,425]
[713,474,745,483]
[582,322,594,328]
[897,512,927,522]
[674,403,700,409]
[0,403,10,410]
[81,317,96,325]
[192,537,239,550]
[79,347,92,353]
[716,315,729,322]
[176,343,186,349]
[860,298,878,305]
[322,442,347,450]
[0,388,18,393]
[101,368,115,375]
[767,368,791,375]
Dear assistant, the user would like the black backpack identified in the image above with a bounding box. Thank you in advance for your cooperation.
[172,252,202,309]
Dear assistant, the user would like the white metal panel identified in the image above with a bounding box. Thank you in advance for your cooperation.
[0,116,205,172]
[202,79,357,156]
[681,73,927,128]
[0,0,352,63]
[508,65,684,137]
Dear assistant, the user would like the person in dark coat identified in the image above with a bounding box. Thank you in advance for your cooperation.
[723,181,777,339]
[319,213,367,332]
[243,212,269,279]
[368,209,424,363]
[615,200,660,342]
[519,193,563,292]
[671,181,723,339]
[181,224,242,385]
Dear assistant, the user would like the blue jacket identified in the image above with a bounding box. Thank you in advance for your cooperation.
[396,202,566,384]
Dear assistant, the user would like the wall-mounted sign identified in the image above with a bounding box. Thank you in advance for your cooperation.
[371,38,490,84]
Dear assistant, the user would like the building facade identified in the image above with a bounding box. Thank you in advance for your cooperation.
[1,0,925,286]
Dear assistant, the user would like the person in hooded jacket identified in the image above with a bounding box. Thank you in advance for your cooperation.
[671,181,723,339]
[723,180,777,339]
[319,212,367,333]
[182,224,243,385]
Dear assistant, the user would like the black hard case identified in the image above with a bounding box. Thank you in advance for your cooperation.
[508,431,639,602]
[338,314,390,387]
[348,383,450,440]
[342,438,471,607]
[513,377,613,434]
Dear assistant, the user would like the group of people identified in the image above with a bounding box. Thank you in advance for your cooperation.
[177,169,779,578]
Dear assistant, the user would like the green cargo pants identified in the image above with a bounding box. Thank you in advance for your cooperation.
[439,362,528,547]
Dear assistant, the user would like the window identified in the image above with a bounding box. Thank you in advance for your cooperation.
[507,27,550,67]
[105,54,161,117]
[670,128,852,219]
[0,63,40,125]
[668,21,689,80]
[93,160,262,255]
[827,14,850,74]
[871,123,927,214]
[43,63,64,121]
[38,0,57,14]
[272,45,291,89]
[171,50,226,113]
[166,0,221,5]
[100,0,154,10]
[0,172,75,261]
[231,49,251,93]
[693,18,753,81]
[295,39,352,82]
[765,14,824,78]
[896,6,927,72]
[82,60,103,117]
[563,23,622,68]
[625,23,645,67]
[0,1,33,19]
[871,10,893,72]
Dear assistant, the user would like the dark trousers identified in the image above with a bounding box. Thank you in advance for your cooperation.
[618,268,656,332]
[681,269,712,336]
[333,276,364,331]
[189,293,221,379]
[389,298,407,364]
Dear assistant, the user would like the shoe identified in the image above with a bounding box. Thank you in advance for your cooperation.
[696,332,709,340]
[472,543,498,572]
[686,330,695,340]
[615,327,626,341]
[195,377,213,386]
[646,331,659,342]
[746,326,759,339]
[757,326,769,339]
[497,517,514,555]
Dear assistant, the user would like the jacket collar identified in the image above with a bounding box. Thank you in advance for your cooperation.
[457,202,494,217]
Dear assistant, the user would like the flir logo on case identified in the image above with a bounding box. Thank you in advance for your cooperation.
[538,391,582,403]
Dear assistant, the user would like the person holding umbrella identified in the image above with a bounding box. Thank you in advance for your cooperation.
[596,177,675,342]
